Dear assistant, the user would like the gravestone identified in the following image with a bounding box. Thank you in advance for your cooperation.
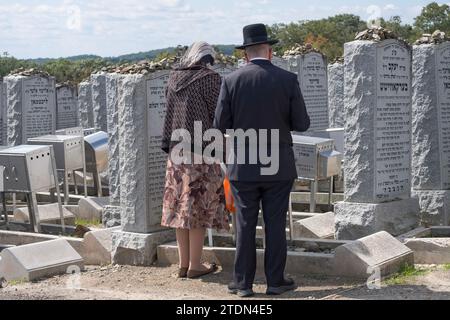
[211,63,237,78]
[0,80,6,145]
[334,39,420,240]
[106,73,122,206]
[91,73,108,132]
[5,74,56,145]
[286,52,329,131]
[328,62,345,128]
[56,84,78,130]
[77,81,94,129]
[412,41,450,226]
[112,70,175,266]
[272,56,288,70]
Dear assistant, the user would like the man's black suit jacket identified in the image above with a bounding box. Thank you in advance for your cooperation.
[214,59,310,182]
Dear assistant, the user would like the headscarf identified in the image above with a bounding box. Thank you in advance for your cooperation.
[179,41,216,68]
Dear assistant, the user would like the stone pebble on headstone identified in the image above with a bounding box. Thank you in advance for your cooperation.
[106,73,122,206]
[77,81,94,129]
[56,84,78,130]
[91,73,108,132]
[5,74,56,146]
[286,52,329,132]
[328,62,345,128]
[412,41,450,225]
[334,39,420,240]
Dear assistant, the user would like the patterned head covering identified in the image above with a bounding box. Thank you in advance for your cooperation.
[179,41,216,68]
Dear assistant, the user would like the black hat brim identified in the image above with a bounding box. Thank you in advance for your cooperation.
[236,39,279,50]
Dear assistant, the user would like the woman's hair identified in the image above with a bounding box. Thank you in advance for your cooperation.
[197,54,215,66]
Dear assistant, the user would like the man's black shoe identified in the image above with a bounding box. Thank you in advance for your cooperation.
[228,283,255,298]
[266,278,297,296]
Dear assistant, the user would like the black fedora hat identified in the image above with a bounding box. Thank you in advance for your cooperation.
[236,23,279,50]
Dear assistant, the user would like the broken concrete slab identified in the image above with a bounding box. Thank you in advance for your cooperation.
[404,238,450,264]
[0,239,84,282]
[334,231,414,278]
[78,197,110,221]
[13,203,76,225]
[293,212,335,239]
[82,227,120,266]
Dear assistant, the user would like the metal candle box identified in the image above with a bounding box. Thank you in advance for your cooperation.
[292,135,342,180]
[28,135,84,172]
[0,145,56,193]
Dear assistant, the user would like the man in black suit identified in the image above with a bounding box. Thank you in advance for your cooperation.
[214,24,310,297]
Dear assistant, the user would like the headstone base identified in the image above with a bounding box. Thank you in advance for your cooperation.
[335,198,420,240]
[412,190,450,226]
[112,229,175,266]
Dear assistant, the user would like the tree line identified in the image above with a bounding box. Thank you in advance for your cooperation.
[1,2,449,84]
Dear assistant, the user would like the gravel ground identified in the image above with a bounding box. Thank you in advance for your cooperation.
[0,264,450,300]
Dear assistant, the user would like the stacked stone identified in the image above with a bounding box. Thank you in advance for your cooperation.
[112,69,175,265]
[4,69,56,145]
[91,73,108,132]
[414,30,448,45]
[56,82,78,130]
[328,60,344,128]
[284,43,329,132]
[77,80,94,129]
[411,34,450,226]
[334,36,420,240]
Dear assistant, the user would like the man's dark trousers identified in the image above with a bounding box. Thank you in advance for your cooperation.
[230,180,294,290]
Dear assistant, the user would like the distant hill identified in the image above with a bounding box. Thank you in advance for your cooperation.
[27,45,236,64]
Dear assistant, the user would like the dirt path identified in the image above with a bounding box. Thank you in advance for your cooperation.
[1,264,450,300]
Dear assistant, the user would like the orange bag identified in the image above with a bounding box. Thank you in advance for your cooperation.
[223,177,236,214]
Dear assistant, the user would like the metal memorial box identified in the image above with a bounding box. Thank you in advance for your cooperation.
[55,127,84,137]
[84,131,108,173]
[292,135,342,180]
[0,145,56,192]
[28,135,84,171]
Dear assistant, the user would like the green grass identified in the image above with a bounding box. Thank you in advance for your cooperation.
[384,264,429,286]
[7,278,28,286]
[75,218,101,228]
[443,264,450,271]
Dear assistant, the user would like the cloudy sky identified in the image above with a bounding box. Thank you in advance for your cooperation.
[0,0,447,59]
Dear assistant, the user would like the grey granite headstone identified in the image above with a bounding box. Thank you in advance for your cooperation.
[272,56,288,70]
[5,75,56,146]
[328,62,345,128]
[335,40,420,240]
[211,64,237,78]
[287,52,329,131]
[412,41,450,226]
[56,84,78,130]
[91,73,108,132]
[0,80,6,145]
[106,73,122,206]
[77,81,94,129]
[112,70,175,266]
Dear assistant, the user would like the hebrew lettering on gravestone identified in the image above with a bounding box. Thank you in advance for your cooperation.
[56,85,78,130]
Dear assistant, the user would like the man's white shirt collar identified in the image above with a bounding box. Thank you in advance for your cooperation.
[250,58,270,61]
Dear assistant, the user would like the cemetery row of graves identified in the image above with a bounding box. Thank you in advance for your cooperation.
[0,28,449,285]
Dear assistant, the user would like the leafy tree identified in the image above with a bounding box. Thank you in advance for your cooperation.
[414,2,450,33]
